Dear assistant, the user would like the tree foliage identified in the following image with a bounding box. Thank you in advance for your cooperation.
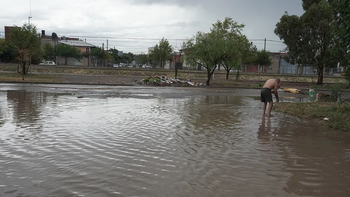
[0,39,5,56]
[275,0,339,84]
[56,44,83,65]
[183,31,226,86]
[108,48,121,64]
[42,43,55,61]
[135,54,149,66]
[183,17,255,85]
[332,0,350,65]
[212,18,257,79]
[120,52,134,65]
[0,41,16,62]
[8,23,42,80]
[90,47,111,66]
[252,50,272,73]
[149,38,173,68]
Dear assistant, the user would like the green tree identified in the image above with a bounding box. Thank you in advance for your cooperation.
[42,43,55,61]
[252,50,272,73]
[333,0,350,66]
[211,17,255,79]
[90,47,110,67]
[0,41,16,62]
[183,31,226,86]
[56,44,83,65]
[183,18,254,85]
[275,0,338,84]
[9,23,42,80]
[135,54,149,66]
[109,48,121,64]
[149,38,173,68]
[0,39,5,56]
[120,52,134,66]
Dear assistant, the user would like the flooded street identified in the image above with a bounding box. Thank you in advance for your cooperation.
[0,83,349,197]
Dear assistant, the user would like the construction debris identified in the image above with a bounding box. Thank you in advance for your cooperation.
[138,76,204,87]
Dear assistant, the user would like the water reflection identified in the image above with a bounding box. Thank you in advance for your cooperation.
[257,115,350,196]
[7,90,44,125]
[0,93,6,127]
[0,87,349,197]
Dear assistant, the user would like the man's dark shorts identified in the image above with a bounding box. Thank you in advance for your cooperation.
[261,88,272,102]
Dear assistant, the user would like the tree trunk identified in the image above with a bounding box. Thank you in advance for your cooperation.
[226,70,229,79]
[22,64,25,80]
[206,69,212,86]
[175,62,179,79]
[317,65,324,85]
[235,71,240,80]
[198,63,202,70]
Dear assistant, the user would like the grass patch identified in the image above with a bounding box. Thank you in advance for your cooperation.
[0,73,60,83]
[274,102,350,132]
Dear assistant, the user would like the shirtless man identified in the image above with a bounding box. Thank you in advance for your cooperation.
[261,78,280,117]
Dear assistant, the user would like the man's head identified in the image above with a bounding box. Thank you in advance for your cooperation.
[275,78,281,83]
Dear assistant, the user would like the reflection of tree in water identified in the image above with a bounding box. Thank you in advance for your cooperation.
[258,117,350,196]
[0,110,4,127]
[0,95,5,127]
[7,90,47,128]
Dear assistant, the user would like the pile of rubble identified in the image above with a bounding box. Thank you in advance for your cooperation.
[138,76,204,87]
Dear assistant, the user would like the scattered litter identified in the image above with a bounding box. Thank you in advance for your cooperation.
[324,118,329,121]
[284,88,301,94]
[309,89,315,98]
[138,76,204,87]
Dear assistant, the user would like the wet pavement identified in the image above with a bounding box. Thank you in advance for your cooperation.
[0,83,349,197]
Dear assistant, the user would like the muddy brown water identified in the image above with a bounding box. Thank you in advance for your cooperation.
[0,83,349,197]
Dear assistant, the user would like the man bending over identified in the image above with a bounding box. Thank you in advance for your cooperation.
[261,78,280,117]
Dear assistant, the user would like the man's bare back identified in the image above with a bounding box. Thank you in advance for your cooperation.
[263,79,278,90]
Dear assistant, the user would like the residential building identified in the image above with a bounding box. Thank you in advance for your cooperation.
[244,52,315,75]
[40,30,96,66]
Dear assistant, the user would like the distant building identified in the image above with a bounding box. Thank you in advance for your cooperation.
[40,29,96,66]
[4,26,20,41]
[244,52,314,75]
[59,37,95,53]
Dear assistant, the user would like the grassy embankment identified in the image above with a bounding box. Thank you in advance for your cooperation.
[274,102,350,132]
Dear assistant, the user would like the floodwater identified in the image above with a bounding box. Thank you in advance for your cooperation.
[0,83,349,197]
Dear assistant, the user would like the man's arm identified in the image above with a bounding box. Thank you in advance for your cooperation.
[274,82,279,102]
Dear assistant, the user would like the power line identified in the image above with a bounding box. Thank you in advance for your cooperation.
[63,35,188,41]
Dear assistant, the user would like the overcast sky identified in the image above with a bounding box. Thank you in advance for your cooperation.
[0,0,304,54]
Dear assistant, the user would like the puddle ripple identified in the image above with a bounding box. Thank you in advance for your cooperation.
[0,90,349,197]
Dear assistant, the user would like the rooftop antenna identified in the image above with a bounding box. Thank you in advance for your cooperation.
[28,0,32,24]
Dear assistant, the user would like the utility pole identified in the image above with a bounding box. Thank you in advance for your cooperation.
[264,38,266,51]
[106,39,109,67]
[159,44,162,68]
[28,0,32,24]
[102,43,104,67]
